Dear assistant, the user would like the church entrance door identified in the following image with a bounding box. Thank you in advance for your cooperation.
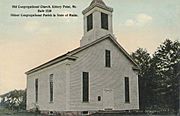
[103,88,114,110]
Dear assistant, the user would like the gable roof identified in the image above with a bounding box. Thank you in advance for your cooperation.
[25,34,139,75]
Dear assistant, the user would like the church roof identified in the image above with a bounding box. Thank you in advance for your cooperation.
[82,0,113,15]
[90,0,106,6]
[25,34,139,75]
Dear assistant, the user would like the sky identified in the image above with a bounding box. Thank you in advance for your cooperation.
[0,0,180,95]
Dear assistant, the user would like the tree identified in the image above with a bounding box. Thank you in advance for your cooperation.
[152,39,180,113]
[0,89,26,111]
[131,48,155,112]
[131,39,180,114]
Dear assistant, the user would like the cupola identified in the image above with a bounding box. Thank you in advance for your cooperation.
[80,0,114,46]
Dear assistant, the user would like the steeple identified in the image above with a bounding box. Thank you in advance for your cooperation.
[90,0,106,6]
[83,0,113,15]
[80,0,114,47]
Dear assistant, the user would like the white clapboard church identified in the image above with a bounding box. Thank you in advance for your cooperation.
[26,0,139,115]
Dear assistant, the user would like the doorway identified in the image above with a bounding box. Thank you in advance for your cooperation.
[103,88,114,110]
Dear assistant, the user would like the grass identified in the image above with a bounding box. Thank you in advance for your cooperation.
[0,108,177,116]
[0,109,41,116]
[0,113,40,116]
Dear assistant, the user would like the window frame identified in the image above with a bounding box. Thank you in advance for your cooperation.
[125,77,130,103]
[49,74,54,103]
[35,78,38,103]
[98,96,101,101]
[87,14,93,31]
[101,12,109,30]
[105,49,111,67]
[82,72,89,102]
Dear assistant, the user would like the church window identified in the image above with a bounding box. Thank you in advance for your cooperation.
[98,96,101,101]
[105,50,111,67]
[125,77,130,103]
[82,111,89,115]
[35,78,38,102]
[101,12,108,30]
[87,14,93,31]
[82,72,89,102]
[49,74,54,102]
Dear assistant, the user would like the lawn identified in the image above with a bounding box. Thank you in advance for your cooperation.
[0,109,40,116]
[0,113,41,116]
[0,109,177,116]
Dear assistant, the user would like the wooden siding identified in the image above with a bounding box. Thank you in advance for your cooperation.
[69,39,139,111]
[26,60,68,111]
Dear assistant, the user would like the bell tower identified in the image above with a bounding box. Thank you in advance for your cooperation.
[80,0,114,47]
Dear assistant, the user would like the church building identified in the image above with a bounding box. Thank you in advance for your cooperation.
[26,0,139,115]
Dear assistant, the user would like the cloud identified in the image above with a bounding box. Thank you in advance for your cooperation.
[23,20,51,34]
[24,21,40,32]
[125,19,135,26]
[125,13,153,26]
[136,13,153,25]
